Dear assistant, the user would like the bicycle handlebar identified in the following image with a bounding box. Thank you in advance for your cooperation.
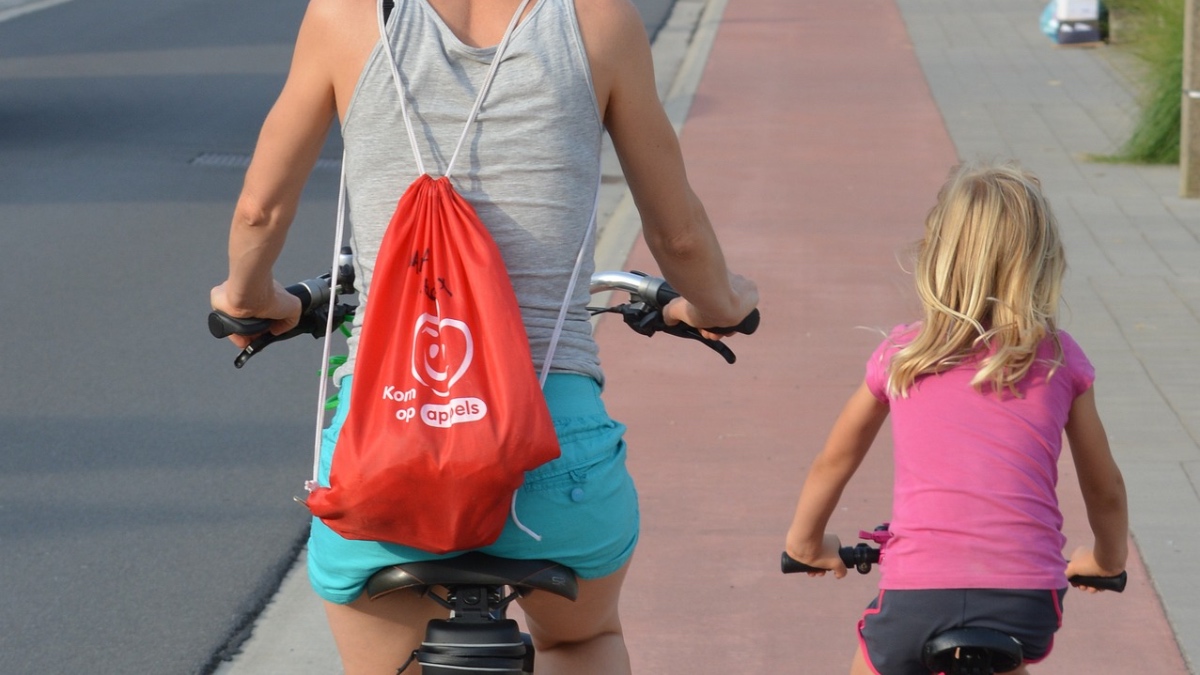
[210,264,759,368]
[781,545,881,575]
[207,275,339,340]
[780,532,1128,592]
[588,270,759,364]
[589,270,760,336]
[1065,572,1128,592]
[208,248,356,368]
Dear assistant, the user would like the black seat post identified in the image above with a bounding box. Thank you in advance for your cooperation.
[448,583,503,622]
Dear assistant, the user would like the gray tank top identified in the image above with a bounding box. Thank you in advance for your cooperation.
[335,0,605,385]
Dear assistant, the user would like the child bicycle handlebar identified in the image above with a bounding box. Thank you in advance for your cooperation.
[779,529,1128,592]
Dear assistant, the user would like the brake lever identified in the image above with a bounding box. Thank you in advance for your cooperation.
[591,303,739,364]
[659,321,738,364]
[230,303,354,369]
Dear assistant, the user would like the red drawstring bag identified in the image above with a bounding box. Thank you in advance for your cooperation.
[306,174,560,552]
[304,0,564,553]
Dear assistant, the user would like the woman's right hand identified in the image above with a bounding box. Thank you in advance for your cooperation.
[210,280,302,349]
[662,271,759,339]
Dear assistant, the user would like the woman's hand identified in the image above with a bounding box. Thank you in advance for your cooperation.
[210,280,302,349]
[661,271,758,340]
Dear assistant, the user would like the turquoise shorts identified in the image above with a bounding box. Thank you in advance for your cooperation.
[307,373,639,604]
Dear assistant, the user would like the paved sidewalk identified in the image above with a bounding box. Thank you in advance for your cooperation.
[215,0,1198,672]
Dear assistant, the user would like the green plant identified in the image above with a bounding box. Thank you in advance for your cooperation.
[1097,0,1184,164]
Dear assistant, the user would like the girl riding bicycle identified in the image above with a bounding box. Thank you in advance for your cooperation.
[783,160,1128,674]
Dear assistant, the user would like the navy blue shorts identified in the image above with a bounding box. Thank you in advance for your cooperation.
[858,588,1066,674]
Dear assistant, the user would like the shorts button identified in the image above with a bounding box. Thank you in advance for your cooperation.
[570,487,586,503]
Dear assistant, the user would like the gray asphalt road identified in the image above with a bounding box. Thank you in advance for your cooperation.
[0,0,674,673]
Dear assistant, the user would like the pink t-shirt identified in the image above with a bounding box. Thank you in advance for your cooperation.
[865,325,1095,590]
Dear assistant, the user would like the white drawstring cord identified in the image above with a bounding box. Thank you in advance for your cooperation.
[539,173,600,388]
[377,0,425,176]
[308,155,349,494]
[377,0,531,180]
[445,0,531,179]
[510,491,541,542]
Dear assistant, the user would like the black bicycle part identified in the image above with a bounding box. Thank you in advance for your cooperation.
[209,247,356,368]
[1067,570,1127,592]
[589,270,759,364]
[780,542,881,575]
[921,627,1024,675]
[782,545,1128,591]
[366,553,578,675]
[208,276,329,338]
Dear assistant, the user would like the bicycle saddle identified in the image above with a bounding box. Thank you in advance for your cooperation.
[366,552,579,602]
[922,627,1023,673]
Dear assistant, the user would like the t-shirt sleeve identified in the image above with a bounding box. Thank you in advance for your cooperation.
[865,326,907,402]
[1058,330,1096,396]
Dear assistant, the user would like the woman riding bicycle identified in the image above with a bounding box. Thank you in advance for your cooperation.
[783,161,1127,674]
[209,0,757,673]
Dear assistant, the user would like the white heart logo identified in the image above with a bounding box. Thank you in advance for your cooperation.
[411,313,474,398]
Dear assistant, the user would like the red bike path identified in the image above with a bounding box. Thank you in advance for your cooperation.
[595,0,1189,672]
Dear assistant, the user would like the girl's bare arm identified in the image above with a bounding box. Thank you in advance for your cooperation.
[1064,387,1129,579]
[785,382,890,577]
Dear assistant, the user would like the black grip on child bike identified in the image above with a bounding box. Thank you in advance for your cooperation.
[781,545,881,575]
[207,277,331,338]
[780,552,824,575]
[1067,571,1127,592]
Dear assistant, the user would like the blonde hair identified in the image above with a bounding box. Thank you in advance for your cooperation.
[888,161,1066,397]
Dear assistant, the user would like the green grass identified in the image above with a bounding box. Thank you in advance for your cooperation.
[1096,0,1184,164]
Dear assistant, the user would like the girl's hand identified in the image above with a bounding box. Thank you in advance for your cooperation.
[785,533,849,579]
[1065,546,1124,593]
[210,280,302,349]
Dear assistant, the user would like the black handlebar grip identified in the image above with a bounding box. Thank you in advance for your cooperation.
[782,544,880,575]
[208,311,272,338]
[648,277,759,336]
[207,277,332,339]
[780,552,825,574]
[652,280,680,308]
[1068,571,1127,592]
[710,308,760,336]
